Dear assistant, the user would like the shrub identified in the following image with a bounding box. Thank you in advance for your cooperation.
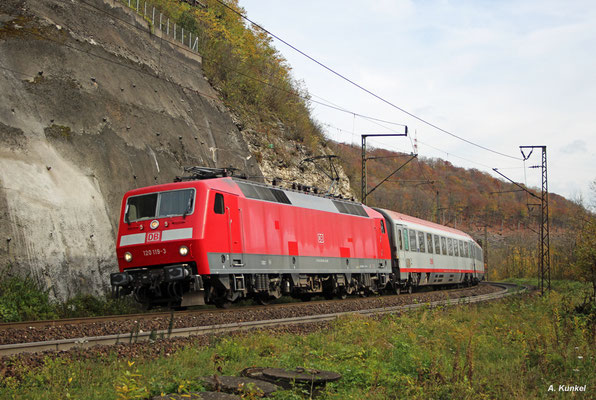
[0,270,58,322]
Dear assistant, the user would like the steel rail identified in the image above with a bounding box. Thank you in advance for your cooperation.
[0,283,502,331]
[0,282,525,357]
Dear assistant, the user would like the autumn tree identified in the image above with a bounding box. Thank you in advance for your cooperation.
[572,179,596,297]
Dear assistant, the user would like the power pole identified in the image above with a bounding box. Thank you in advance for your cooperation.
[522,146,551,294]
[361,129,409,205]
[493,146,550,294]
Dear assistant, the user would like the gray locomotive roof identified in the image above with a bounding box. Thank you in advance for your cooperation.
[232,178,371,218]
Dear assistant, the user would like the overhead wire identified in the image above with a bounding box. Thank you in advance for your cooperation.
[70,0,409,128]
[213,0,522,161]
[31,0,522,183]
[68,0,506,173]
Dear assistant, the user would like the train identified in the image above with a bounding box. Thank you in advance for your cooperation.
[110,167,484,308]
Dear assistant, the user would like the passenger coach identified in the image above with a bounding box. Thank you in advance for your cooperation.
[376,209,484,292]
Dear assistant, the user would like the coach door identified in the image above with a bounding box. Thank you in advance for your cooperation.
[224,194,244,269]
[394,224,407,272]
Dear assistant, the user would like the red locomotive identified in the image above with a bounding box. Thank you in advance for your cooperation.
[111,167,483,308]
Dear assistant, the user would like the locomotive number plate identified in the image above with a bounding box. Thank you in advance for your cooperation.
[142,248,167,256]
[146,232,161,242]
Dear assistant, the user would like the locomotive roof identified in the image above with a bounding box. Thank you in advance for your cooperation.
[122,177,381,219]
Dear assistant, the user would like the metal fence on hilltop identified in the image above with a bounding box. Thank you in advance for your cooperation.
[117,0,200,54]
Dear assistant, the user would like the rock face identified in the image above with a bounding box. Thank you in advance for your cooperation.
[0,0,354,300]
[0,0,263,300]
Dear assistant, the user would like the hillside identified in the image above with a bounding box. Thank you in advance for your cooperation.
[0,0,352,300]
[332,142,579,231]
[331,142,592,282]
[0,0,588,301]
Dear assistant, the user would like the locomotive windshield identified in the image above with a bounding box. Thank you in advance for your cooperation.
[125,189,195,222]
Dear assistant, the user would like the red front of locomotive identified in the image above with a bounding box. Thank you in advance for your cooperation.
[111,180,213,306]
[115,182,201,270]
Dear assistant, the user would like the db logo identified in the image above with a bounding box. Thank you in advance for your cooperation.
[147,232,161,242]
[317,233,325,244]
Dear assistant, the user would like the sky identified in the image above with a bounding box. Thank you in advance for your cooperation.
[238,0,595,202]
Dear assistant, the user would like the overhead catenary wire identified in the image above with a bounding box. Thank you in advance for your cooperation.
[68,0,517,173]
[2,0,416,180]
[213,0,522,161]
[69,0,409,129]
[24,0,525,182]
[321,120,501,172]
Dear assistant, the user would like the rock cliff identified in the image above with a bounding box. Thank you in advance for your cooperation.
[0,0,353,300]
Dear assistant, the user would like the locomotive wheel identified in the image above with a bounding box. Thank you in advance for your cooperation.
[394,285,401,295]
[406,285,413,294]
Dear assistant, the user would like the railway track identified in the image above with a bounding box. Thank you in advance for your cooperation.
[0,282,525,357]
[0,282,499,331]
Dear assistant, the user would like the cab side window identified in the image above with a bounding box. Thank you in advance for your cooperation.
[214,193,225,214]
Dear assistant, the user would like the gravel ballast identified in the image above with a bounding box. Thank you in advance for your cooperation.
[0,284,499,345]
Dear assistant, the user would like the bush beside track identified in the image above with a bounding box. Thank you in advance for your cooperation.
[0,269,143,323]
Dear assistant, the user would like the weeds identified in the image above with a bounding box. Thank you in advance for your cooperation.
[1,280,594,399]
[0,268,143,322]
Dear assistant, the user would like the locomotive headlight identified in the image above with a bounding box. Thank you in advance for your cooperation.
[124,252,133,262]
[150,220,159,230]
[179,246,189,256]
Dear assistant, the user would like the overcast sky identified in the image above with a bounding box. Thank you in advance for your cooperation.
[238,0,595,201]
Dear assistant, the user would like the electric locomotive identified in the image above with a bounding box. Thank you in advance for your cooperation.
[110,167,483,308]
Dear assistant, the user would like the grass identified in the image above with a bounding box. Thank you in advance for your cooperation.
[1,279,594,399]
[0,270,144,322]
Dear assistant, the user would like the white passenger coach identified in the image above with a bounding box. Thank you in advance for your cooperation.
[377,209,485,292]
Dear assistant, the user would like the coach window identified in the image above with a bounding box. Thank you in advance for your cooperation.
[427,233,433,254]
[418,231,426,253]
[447,238,453,256]
[409,229,418,251]
[458,240,464,257]
[214,193,225,214]
[454,239,459,256]
[441,237,447,255]
[434,235,440,254]
[398,229,404,250]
